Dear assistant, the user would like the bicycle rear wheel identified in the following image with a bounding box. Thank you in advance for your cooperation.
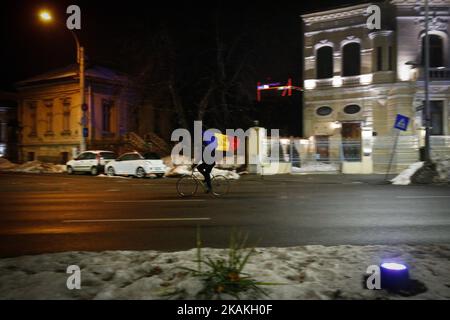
[176,175,198,197]
[211,175,230,197]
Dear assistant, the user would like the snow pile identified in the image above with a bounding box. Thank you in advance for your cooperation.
[292,162,339,173]
[211,168,240,180]
[0,157,18,170]
[0,245,449,300]
[391,162,424,185]
[163,155,240,180]
[11,161,66,173]
[97,174,131,179]
[215,156,246,171]
[435,157,450,182]
[164,165,192,177]
[0,159,66,173]
[162,155,192,167]
[164,165,240,180]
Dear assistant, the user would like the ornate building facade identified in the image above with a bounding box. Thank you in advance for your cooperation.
[301,0,450,173]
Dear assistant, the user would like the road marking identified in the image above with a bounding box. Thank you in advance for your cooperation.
[396,196,450,199]
[39,183,69,185]
[104,199,206,203]
[63,217,211,223]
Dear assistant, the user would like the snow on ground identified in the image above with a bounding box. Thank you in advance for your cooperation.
[96,174,132,179]
[162,155,192,167]
[210,168,240,180]
[163,155,244,171]
[391,162,424,185]
[292,162,339,174]
[435,156,450,181]
[164,165,240,180]
[164,165,192,177]
[0,157,18,170]
[0,159,66,173]
[163,155,240,180]
[1,245,449,300]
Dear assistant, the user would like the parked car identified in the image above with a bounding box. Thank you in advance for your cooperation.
[66,150,116,175]
[105,152,167,178]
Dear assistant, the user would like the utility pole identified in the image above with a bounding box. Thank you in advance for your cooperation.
[79,45,86,152]
[424,0,431,162]
[39,10,87,153]
[71,30,86,153]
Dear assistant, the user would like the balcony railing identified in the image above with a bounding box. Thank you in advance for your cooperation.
[310,74,373,90]
[417,67,450,81]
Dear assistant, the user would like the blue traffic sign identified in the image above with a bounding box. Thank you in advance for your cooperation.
[394,114,410,131]
[82,127,89,138]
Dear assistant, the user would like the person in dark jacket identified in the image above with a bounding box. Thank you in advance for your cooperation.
[193,132,216,193]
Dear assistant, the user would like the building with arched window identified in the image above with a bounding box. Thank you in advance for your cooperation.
[316,46,334,79]
[302,0,450,173]
[15,65,175,164]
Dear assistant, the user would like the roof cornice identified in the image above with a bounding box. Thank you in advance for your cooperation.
[390,0,450,7]
[301,3,374,24]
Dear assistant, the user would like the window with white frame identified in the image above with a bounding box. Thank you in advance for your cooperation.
[102,99,113,132]
[44,99,53,134]
[28,101,37,136]
[62,98,71,133]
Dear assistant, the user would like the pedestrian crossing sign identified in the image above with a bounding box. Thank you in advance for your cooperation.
[394,114,410,131]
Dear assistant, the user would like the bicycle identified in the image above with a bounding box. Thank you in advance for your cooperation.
[176,167,230,197]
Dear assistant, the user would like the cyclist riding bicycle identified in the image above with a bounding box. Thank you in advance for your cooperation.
[192,132,216,193]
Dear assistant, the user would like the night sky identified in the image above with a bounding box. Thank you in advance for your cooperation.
[2,0,374,135]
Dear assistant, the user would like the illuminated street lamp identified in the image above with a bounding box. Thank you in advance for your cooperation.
[38,9,87,153]
[39,10,52,22]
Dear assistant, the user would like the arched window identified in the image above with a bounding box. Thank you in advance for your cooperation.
[422,35,444,68]
[316,46,333,79]
[342,42,361,76]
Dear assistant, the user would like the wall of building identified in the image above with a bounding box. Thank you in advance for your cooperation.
[17,79,140,163]
[302,1,450,174]
[18,82,83,163]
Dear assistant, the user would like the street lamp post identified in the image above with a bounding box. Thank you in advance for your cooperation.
[39,10,86,153]
[74,38,86,153]
[405,0,431,163]
[423,0,431,163]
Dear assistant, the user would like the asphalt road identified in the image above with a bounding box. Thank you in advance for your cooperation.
[0,172,449,257]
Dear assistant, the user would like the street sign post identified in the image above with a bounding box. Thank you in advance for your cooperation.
[385,114,410,181]
[394,114,410,131]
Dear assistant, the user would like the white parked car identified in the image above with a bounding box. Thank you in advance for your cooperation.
[105,152,166,178]
[66,150,116,175]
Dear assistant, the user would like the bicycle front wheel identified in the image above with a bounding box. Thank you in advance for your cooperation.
[176,175,199,197]
[211,175,230,197]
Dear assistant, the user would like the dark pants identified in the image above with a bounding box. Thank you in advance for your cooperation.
[197,162,215,190]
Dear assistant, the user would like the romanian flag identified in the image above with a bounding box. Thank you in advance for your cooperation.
[204,131,240,152]
[214,133,240,152]
[214,133,229,151]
